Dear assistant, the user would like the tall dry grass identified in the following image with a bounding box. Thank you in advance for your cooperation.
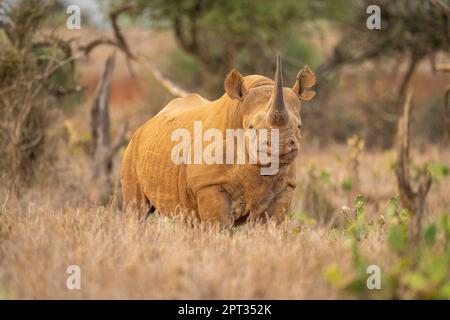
[0,206,348,299]
[0,147,447,299]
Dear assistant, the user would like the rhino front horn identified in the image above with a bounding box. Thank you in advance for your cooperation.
[268,53,288,126]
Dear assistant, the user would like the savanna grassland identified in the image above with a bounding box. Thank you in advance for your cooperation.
[1,6,450,299]
[0,143,448,299]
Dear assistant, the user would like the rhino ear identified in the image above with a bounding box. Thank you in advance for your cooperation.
[293,65,316,101]
[225,69,246,101]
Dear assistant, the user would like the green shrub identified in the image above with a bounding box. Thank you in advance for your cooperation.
[0,1,79,189]
[328,195,450,299]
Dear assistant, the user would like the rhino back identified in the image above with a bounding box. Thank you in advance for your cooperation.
[156,93,210,117]
[133,95,222,216]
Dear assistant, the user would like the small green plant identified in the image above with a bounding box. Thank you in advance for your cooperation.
[324,195,371,297]
[386,195,409,225]
[426,162,449,183]
[325,194,450,299]
[341,178,353,192]
[344,195,368,241]
[300,162,335,225]
[384,150,397,172]
[385,213,450,299]
[292,211,317,226]
[344,135,364,192]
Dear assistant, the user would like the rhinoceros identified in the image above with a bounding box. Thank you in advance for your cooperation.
[121,55,316,226]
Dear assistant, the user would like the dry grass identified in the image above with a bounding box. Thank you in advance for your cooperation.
[0,147,447,299]
[0,207,347,299]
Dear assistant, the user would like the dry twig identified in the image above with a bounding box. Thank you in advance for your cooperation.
[395,88,432,241]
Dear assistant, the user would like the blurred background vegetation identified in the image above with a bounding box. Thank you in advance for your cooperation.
[0,0,449,187]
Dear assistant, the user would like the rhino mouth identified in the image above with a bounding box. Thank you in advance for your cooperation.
[258,148,298,168]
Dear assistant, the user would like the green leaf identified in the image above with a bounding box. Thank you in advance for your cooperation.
[399,209,409,224]
[388,224,408,253]
[341,178,353,191]
[438,283,450,299]
[0,287,14,300]
[386,196,399,218]
[292,212,317,226]
[354,194,365,218]
[440,213,450,235]
[324,264,344,287]
[344,277,367,295]
[403,272,429,291]
[428,255,449,285]
[423,223,437,247]
[427,163,449,182]
[319,170,331,184]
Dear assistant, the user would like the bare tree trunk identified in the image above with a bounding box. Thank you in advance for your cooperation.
[396,56,419,113]
[91,53,127,204]
[432,62,450,143]
[395,87,432,242]
[445,84,450,143]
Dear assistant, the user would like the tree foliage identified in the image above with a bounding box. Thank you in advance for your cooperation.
[123,0,350,82]
[318,0,450,81]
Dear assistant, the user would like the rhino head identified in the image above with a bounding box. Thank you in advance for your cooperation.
[224,54,316,170]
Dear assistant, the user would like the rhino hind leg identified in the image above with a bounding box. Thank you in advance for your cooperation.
[121,152,149,219]
[122,177,149,219]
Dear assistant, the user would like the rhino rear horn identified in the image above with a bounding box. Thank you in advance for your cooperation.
[268,54,288,126]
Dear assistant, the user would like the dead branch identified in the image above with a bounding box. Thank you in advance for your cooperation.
[91,53,126,194]
[433,59,450,141]
[434,63,450,73]
[1,4,137,96]
[397,54,419,107]
[106,122,128,162]
[445,84,450,142]
[40,4,187,99]
[78,37,117,57]
[429,0,450,16]
[395,87,432,242]
[142,57,190,98]
[79,4,135,61]
[110,4,136,60]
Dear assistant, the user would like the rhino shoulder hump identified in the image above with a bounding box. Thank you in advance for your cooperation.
[157,93,210,117]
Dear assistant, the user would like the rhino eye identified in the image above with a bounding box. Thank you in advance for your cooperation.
[248,124,254,129]
[298,124,302,130]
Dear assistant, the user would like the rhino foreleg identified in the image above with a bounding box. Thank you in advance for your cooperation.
[267,186,294,222]
[142,200,156,222]
[196,186,234,227]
